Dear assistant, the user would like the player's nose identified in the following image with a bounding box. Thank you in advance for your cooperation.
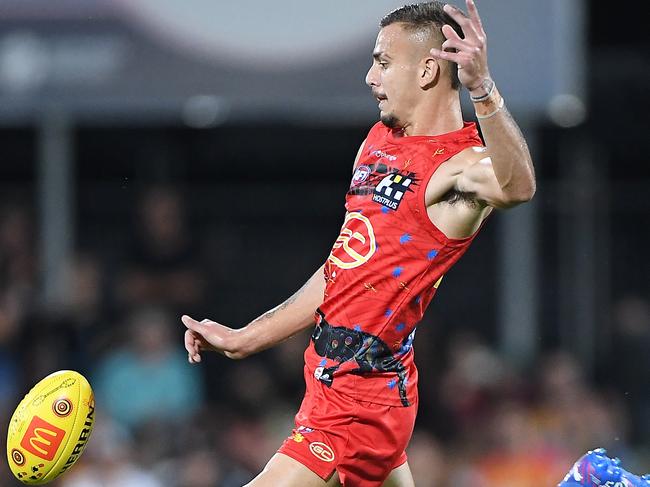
[365,65,379,88]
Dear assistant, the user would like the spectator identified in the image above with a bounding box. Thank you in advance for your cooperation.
[93,307,204,430]
[470,400,571,487]
[532,350,628,456]
[118,186,205,310]
[61,413,163,487]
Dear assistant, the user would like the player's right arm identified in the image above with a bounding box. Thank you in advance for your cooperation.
[183,138,365,362]
[430,0,536,208]
[182,264,325,361]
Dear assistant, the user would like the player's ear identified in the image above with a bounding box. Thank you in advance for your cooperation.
[420,57,440,88]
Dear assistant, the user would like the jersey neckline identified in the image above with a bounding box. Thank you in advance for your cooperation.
[386,121,478,145]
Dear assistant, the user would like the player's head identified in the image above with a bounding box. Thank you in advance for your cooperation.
[366,2,462,129]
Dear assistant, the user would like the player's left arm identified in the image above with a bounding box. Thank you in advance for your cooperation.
[431,0,536,209]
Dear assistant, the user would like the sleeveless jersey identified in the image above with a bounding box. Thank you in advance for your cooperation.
[303,121,485,407]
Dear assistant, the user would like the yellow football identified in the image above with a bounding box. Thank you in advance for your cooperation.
[6,370,95,485]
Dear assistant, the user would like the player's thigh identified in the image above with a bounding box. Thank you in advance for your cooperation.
[382,461,415,487]
[244,453,341,487]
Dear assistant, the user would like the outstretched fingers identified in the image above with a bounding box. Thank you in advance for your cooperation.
[429,46,474,68]
[182,315,210,363]
[185,329,202,363]
[466,0,485,35]
[441,23,475,50]
[181,314,232,361]
[436,1,490,86]
[443,3,476,41]
[443,1,486,46]
[441,37,478,54]
[441,23,463,43]
[182,314,202,332]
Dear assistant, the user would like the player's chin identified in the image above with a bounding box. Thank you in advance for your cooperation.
[380,112,401,129]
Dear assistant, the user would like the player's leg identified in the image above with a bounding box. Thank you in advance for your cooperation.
[381,461,415,487]
[244,453,342,487]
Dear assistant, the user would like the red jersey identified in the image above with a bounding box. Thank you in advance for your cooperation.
[304,121,485,407]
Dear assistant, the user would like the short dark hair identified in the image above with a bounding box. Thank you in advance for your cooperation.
[380,2,462,90]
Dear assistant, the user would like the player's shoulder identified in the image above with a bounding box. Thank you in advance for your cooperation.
[447,145,490,171]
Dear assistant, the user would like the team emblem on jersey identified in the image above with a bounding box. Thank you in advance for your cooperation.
[348,163,390,195]
[372,171,417,210]
[351,165,371,186]
[329,212,376,269]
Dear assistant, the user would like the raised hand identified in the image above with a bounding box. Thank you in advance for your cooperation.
[430,0,491,94]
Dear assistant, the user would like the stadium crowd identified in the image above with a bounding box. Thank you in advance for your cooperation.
[1,188,648,487]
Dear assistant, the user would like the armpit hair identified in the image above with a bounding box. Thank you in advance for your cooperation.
[440,188,482,208]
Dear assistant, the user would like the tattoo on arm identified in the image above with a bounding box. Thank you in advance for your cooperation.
[252,275,313,324]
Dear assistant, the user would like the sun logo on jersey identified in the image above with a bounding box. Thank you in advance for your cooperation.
[329,212,376,269]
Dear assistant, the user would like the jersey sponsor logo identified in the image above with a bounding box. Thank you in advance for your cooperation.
[372,171,415,210]
[291,432,305,443]
[20,416,66,461]
[309,442,335,462]
[371,149,397,162]
[329,212,376,269]
[60,399,95,473]
[351,165,371,186]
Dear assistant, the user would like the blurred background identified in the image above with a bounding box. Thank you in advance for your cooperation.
[0,0,648,485]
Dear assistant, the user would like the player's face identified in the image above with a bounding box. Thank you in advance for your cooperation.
[365,24,427,129]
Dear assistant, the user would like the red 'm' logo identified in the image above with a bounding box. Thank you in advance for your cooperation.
[20,416,66,461]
